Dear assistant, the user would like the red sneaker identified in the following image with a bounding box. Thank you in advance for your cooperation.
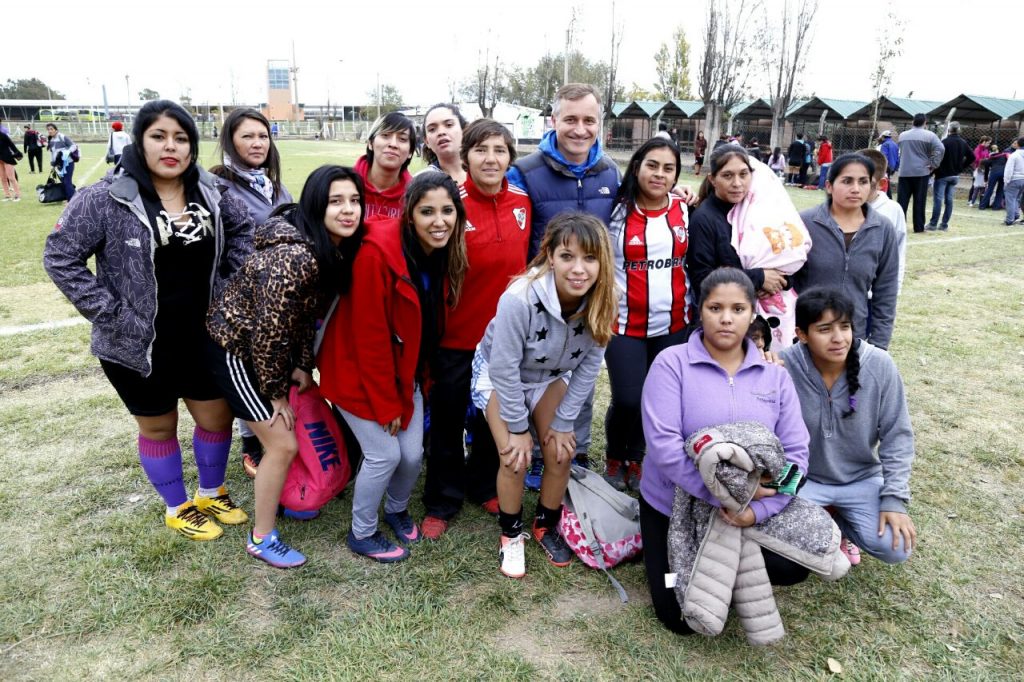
[421,515,449,540]
[480,497,500,515]
[625,461,643,492]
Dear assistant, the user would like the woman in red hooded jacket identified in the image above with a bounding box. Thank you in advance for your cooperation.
[318,173,467,562]
[353,112,417,222]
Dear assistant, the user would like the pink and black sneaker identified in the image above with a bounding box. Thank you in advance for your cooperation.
[347,530,409,563]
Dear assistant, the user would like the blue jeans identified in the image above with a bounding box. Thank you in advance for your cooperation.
[928,175,958,228]
[816,163,831,189]
[1004,179,1024,224]
[979,176,1003,209]
[61,161,76,201]
[799,476,912,564]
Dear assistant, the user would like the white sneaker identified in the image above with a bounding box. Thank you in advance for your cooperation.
[499,533,528,579]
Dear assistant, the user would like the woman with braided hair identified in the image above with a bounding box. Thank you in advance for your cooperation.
[781,288,917,566]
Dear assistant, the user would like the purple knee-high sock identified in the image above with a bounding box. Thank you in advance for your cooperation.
[193,426,232,490]
[138,435,188,508]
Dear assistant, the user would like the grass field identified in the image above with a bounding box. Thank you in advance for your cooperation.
[1,141,1023,680]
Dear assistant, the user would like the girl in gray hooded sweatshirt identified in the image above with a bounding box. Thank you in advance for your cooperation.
[781,288,917,566]
[472,212,617,579]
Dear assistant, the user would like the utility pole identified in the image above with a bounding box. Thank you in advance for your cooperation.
[563,7,578,86]
[291,41,301,123]
[125,74,130,105]
[376,72,381,121]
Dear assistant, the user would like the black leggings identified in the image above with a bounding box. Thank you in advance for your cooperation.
[639,495,809,635]
[603,329,688,462]
[422,347,498,519]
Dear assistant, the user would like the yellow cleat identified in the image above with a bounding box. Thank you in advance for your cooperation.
[166,502,224,541]
[194,486,249,525]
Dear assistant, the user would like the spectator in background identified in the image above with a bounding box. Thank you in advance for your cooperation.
[802,135,816,186]
[879,131,900,199]
[654,122,672,140]
[787,133,806,185]
[0,128,22,201]
[968,163,987,207]
[1002,137,1024,226]
[927,121,974,231]
[973,135,992,170]
[816,135,833,190]
[768,146,786,178]
[979,144,1007,211]
[746,136,764,163]
[896,114,944,233]
[694,130,707,175]
[107,121,132,165]
[23,125,45,174]
[45,123,78,202]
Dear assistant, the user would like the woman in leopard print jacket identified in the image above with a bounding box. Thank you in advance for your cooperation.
[206,164,365,568]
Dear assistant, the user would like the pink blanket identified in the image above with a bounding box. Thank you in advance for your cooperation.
[728,158,811,348]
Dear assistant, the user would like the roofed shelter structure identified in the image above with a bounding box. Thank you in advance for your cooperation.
[927,94,1024,148]
[607,100,667,150]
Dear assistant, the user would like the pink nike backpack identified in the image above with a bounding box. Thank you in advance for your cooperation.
[279,383,351,512]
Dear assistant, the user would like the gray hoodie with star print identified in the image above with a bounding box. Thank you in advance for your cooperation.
[478,268,606,434]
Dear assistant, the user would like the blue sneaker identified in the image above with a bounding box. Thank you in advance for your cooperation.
[247,529,307,569]
[524,456,543,492]
[347,530,409,563]
[382,510,421,544]
[279,505,320,521]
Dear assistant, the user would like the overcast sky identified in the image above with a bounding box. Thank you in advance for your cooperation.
[9,0,1020,109]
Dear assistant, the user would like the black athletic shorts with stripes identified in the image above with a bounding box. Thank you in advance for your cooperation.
[204,338,275,423]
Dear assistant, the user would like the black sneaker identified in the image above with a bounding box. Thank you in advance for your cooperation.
[532,523,573,567]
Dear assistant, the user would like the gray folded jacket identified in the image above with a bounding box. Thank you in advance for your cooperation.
[668,421,850,645]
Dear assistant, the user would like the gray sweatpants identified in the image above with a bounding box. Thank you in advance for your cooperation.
[339,389,424,539]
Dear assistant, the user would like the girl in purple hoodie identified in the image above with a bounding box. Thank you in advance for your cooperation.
[639,267,811,635]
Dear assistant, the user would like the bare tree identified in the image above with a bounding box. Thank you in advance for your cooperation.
[697,0,756,144]
[467,38,503,118]
[868,3,905,139]
[759,0,819,148]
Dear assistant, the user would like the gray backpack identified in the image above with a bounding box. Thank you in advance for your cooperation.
[559,464,643,602]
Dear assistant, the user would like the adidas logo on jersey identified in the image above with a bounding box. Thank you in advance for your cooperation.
[628,235,644,246]
[465,220,476,232]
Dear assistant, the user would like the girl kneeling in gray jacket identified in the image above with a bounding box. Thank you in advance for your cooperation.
[781,288,917,566]
[472,212,617,579]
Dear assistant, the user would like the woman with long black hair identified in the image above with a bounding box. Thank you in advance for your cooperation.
[318,173,467,562]
[206,165,365,567]
[44,100,254,541]
[602,137,691,492]
[781,288,916,566]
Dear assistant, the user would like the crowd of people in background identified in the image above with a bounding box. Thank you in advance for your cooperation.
[51,77,1024,640]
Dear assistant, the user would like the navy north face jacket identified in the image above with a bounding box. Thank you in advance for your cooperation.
[508,129,621,259]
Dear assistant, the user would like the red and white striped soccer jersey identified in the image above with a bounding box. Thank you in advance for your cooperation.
[609,195,692,337]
